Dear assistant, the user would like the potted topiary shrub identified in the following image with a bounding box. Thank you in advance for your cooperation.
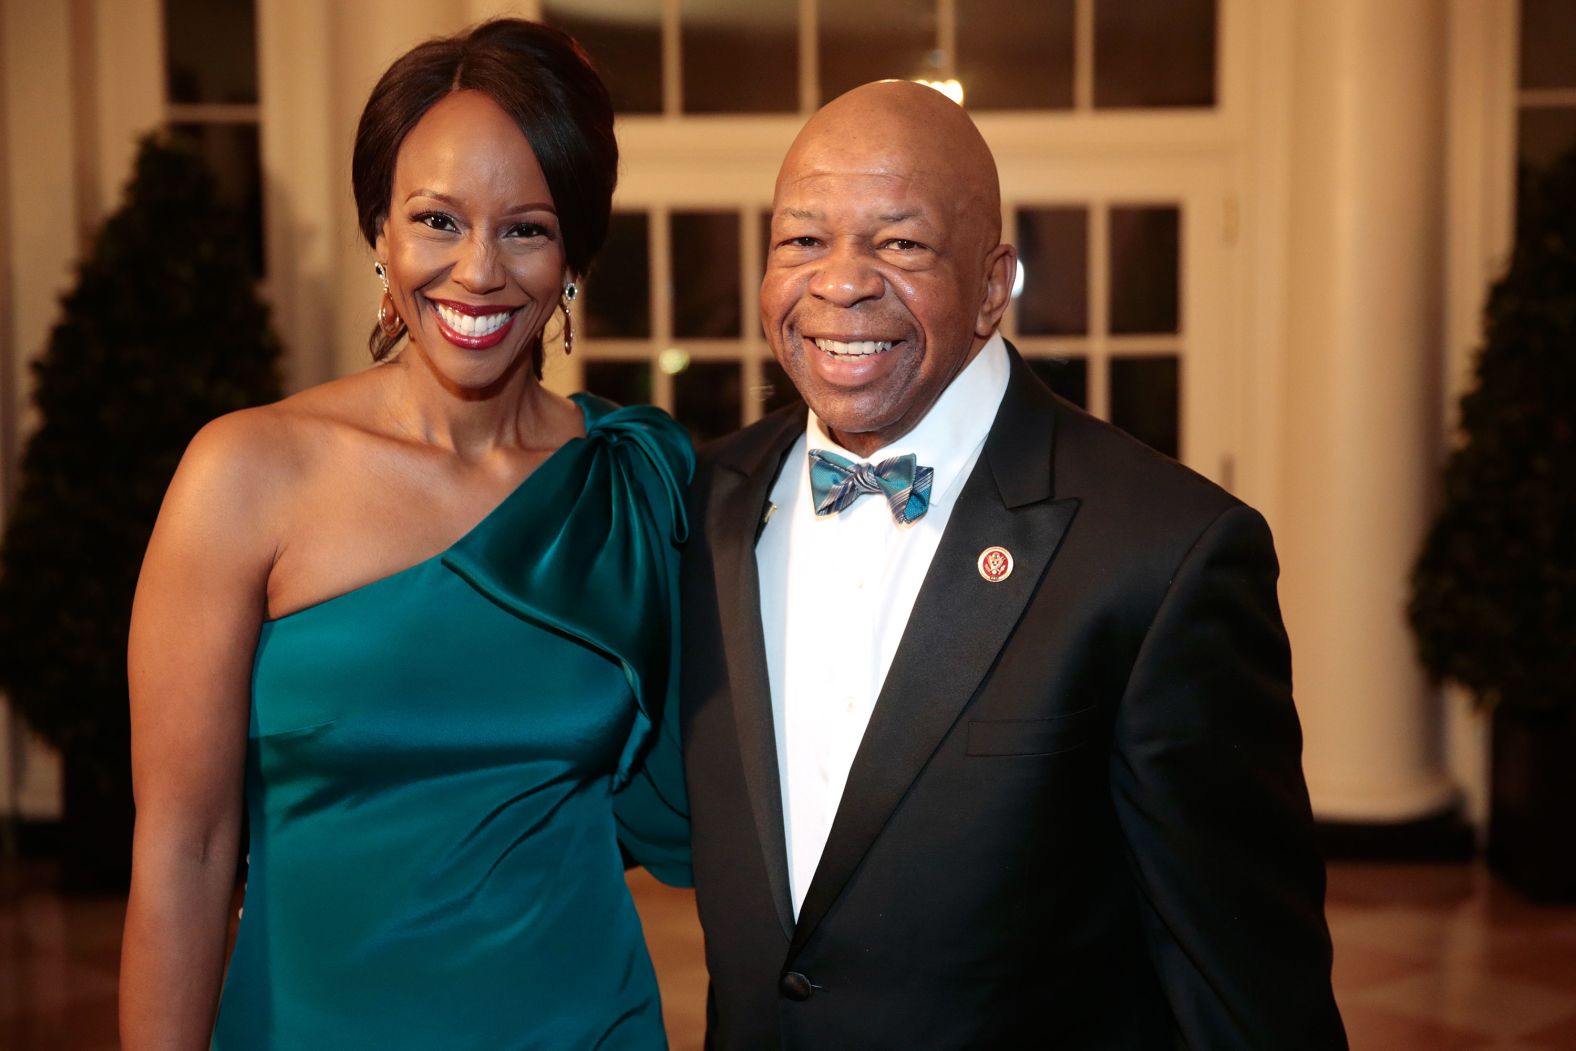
[0,134,282,890]
[1409,143,1576,902]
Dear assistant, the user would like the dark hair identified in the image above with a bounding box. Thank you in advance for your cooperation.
[352,19,617,364]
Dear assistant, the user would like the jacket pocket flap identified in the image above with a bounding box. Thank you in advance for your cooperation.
[967,706,1097,757]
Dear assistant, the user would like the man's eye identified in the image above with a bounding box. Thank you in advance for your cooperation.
[885,238,923,251]
[782,236,820,249]
[416,212,458,232]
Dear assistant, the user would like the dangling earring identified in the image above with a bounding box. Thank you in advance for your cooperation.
[374,260,401,337]
[560,281,578,356]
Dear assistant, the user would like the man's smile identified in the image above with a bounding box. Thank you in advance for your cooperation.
[811,337,899,358]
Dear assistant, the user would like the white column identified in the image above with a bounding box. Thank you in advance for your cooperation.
[1439,0,1518,837]
[1275,0,1457,821]
[0,0,82,826]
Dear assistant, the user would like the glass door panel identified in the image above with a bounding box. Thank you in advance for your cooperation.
[1004,171,1230,485]
[1016,207,1089,336]
[565,180,1230,487]
[585,212,652,340]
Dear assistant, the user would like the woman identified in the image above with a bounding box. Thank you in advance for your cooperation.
[120,20,690,1049]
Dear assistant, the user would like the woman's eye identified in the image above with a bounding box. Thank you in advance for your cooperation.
[506,223,551,239]
[416,212,457,232]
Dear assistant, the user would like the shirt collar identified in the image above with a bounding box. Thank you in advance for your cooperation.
[805,331,1010,506]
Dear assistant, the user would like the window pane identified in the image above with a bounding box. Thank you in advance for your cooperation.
[674,361,742,442]
[759,359,802,414]
[1026,356,1088,409]
[1016,207,1088,336]
[684,0,798,112]
[170,123,264,276]
[1094,0,1216,108]
[585,212,650,339]
[820,0,936,104]
[165,0,257,104]
[957,0,1074,110]
[1109,206,1180,335]
[1109,355,1180,459]
[671,212,742,338]
[1521,0,1576,90]
[583,360,653,407]
[543,0,663,113]
[1518,108,1576,175]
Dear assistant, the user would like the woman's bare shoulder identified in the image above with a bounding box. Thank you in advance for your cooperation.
[170,371,388,529]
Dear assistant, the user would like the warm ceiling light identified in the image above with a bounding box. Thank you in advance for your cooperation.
[658,347,691,375]
[912,77,965,105]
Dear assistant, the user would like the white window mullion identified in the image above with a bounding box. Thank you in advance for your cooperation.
[741,204,766,425]
[937,0,956,79]
[650,207,674,413]
[799,0,818,112]
[661,0,681,116]
[1087,201,1110,420]
[1074,0,1095,112]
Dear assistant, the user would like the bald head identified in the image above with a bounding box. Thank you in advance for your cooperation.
[760,80,1018,456]
[778,80,1002,247]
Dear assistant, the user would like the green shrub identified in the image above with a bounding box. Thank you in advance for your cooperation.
[1409,145,1576,713]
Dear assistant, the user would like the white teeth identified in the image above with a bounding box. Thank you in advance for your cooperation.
[814,338,894,357]
[434,302,515,337]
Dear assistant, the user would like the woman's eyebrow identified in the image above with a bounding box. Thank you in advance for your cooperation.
[405,189,556,215]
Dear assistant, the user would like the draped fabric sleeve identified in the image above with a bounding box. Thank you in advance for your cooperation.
[441,395,694,887]
[604,403,693,888]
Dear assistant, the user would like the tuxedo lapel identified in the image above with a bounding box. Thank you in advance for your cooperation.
[790,352,1080,953]
[707,410,802,938]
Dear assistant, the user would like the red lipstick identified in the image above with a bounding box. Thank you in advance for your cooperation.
[428,298,522,350]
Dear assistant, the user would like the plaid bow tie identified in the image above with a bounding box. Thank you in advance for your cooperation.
[808,448,933,525]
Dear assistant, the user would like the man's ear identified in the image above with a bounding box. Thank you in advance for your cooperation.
[975,244,1017,339]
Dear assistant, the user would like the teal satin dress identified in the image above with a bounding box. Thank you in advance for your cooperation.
[211,396,692,1050]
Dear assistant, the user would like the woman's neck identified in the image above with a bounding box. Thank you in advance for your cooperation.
[380,345,559,460]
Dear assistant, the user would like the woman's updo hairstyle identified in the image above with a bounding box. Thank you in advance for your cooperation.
[352,19,617,365]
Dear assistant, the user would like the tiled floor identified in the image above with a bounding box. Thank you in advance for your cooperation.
[4,859,1574,1049]
[1326,863,1576,1049]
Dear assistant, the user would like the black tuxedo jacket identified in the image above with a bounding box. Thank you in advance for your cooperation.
[680,348,1346,1049]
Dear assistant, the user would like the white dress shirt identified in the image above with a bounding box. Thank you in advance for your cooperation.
[755,332,1011,916]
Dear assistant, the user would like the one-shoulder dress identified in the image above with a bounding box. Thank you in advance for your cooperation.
[210,396,692,1050]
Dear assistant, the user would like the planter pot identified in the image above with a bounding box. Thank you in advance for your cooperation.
[1489,705,1576,902]
[59,754,134,894]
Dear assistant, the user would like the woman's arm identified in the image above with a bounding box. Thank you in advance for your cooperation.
[120,414,282,1050]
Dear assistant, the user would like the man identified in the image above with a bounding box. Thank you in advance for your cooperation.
[680,80,1346,1049]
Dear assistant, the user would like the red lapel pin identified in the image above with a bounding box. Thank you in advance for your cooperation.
[977,546,1014,583]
